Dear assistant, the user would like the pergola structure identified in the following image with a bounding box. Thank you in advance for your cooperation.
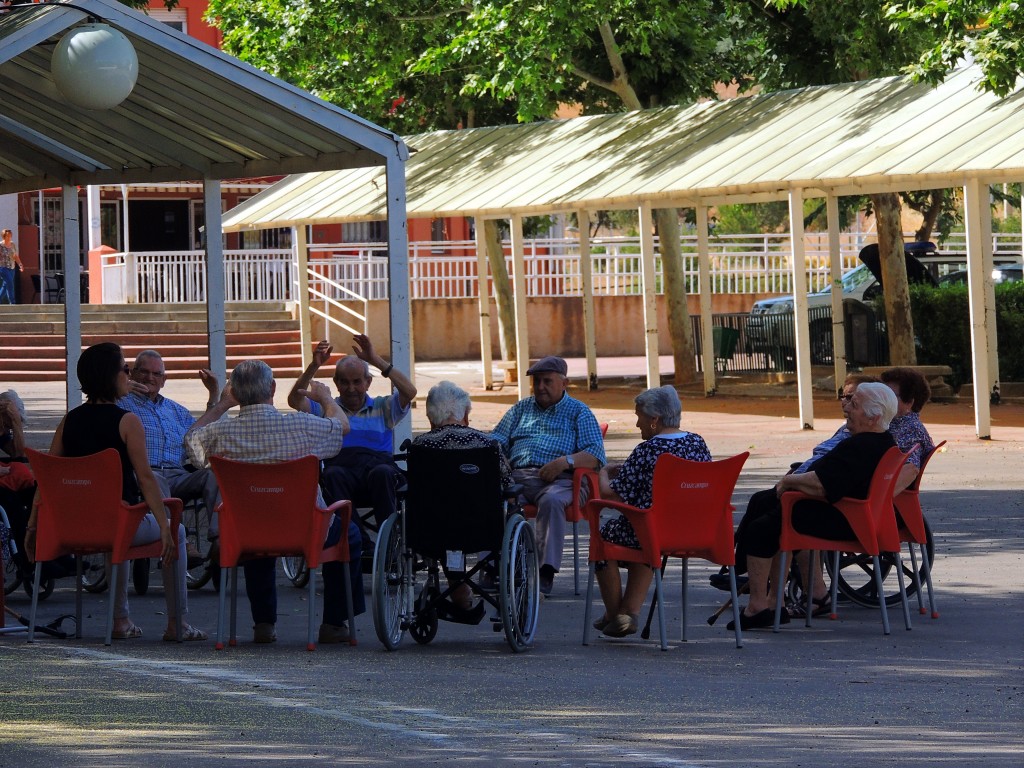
[222,65,1023,439]
[0,0,408,414]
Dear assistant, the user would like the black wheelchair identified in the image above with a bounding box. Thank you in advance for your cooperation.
[371,443,539,652]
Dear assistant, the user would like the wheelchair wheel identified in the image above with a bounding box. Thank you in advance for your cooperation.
[281,556,309,587]
[23,575,54,601]
[79,553,108,593]
[4,547,21,595]
[372,513,408,650]
[826,519,935,608]
[132,558,150,596]
[184,502,213,590]
[409,606,438,645]
[498,514,539,652]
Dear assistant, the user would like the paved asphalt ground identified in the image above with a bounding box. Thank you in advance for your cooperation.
[1,361,1021,767]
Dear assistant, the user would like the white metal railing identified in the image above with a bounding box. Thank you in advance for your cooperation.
[100,249,293,304]
[307,266,368,336]
[98,233,1023,304]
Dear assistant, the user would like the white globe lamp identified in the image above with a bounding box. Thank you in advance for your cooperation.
[51,23,138,111]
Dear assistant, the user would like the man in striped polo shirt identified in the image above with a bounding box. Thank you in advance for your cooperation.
[289,335,417,543]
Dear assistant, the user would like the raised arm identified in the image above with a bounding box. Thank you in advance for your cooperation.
[352,334,416,409]
[198,367,221,410]
[299,380,350,434]
[288,340,333,413]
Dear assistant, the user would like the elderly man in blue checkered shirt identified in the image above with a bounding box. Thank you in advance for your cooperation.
[118,350,221,562]
[491,356,605,595]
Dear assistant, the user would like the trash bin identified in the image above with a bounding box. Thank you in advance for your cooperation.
[843,299,877,366]
[712,326,740,371]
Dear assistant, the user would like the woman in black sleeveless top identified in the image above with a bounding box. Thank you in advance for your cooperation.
[24,343,206,641]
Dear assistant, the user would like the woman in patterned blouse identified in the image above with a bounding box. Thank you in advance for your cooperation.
[592,386,712,638]
[880,367,936,494]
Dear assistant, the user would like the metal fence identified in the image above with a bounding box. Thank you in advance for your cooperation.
[99,233,1023,304]
[693,305,889,375]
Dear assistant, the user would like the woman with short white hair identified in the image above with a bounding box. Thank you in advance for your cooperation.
[592,385,712,638]
[730,382,899,630]
[414,380,513,489]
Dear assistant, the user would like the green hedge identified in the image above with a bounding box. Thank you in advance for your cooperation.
[902,282,1024,389]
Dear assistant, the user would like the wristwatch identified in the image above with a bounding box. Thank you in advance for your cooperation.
[565,454,575,468]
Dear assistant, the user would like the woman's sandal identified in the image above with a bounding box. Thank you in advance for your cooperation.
[789,595,832,619]
[111,623,143,640]
[163,625,209,642]
[602,613,639,638]
[592,615,612,632]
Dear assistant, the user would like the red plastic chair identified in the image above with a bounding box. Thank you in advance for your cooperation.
[895,440,945,619]
[210,455,355,651]
[581,451,749,650]
[24,447,184,645]
[521,423,608,596]
[775,445,914,635]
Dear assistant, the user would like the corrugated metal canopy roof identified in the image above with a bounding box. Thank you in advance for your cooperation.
[0,0,407,194]
[222,64,1024,231]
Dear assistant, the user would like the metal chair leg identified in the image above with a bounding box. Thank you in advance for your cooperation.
[582,564,596,645]
[654,569,667,651]
[872,555,891,635]
[728,566,742,648]
[680,558,688,642]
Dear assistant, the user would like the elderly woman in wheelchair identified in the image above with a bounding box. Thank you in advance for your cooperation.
[371,381,538,652]
[413,381,513,616]
[592,386,712,638]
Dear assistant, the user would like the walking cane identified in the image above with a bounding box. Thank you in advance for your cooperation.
[707,581,750,626]
[639,555,670,640]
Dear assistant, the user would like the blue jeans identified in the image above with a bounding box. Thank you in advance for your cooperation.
[0,267,15,304]
[244,518,365,626]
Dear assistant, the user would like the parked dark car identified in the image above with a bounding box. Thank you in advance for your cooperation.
[939,264,1023,285]
[747,242,937,367]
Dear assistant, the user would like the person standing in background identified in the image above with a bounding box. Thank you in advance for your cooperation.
[0,228,23,304]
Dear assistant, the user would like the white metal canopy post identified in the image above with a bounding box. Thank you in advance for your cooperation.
[386,155,413,449]
[696,204,715,395]
[62,184,82,408]
[204,179,227,390]
[86,185,101,252]
[827,194,847,391]
[474,219,494,390]
[963,178,994,438]
[510,214,531,399]
[294,224,312,369]
[788,188,814,430]
[638,203,661,390]
[577,209,598,390]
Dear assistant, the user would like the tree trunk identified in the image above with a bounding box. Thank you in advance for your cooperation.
[872,192,917,366]
[577,23,697,384]
[483,219,517,377]
[654,209,697,384]
[913,190,944,242]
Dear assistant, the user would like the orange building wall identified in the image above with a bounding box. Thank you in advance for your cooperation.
[152,0,222,48]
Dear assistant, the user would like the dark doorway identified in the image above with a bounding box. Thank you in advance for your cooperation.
[128,200,190,251]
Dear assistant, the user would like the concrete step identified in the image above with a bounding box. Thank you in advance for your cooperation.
[0,320,301,334]
[0,303,303,381]
[1,366,310,382]
[0,350,303,370]
[0,330,301,347]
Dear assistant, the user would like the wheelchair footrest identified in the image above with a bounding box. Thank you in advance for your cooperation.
[437,599,486,626]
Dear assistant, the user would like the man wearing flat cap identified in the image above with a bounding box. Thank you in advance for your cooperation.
[491,356,605,595]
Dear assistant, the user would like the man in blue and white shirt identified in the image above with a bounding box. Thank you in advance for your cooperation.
[288,335,416,531]
[119,350,221,547]
[491,356,605,595]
